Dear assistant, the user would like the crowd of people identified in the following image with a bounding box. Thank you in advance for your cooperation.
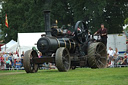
[0,51,24,70]
[107,47,128,67]
[38,52,56,69]
[1,46,128,70]
[0,51,56,70]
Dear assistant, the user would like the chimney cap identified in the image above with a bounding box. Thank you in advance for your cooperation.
[44,10,51,13]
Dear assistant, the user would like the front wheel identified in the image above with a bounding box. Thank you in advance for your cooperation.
[55,47,71,72]
[23,50,38,73]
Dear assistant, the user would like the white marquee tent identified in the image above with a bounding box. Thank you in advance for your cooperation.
[1,40,17,52]
[107,34,126,53]
[17,32,45,56]
[4,43,18,53]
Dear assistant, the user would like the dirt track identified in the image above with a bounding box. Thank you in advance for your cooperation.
[0,72,25,76]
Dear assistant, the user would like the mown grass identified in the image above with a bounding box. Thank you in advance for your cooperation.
[0,67,128,85]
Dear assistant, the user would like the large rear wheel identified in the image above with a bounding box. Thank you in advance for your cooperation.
[23,50,38,73]
[88,42,107,68]
[55,47,71,72]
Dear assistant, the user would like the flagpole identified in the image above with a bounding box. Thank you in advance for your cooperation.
[5,14,9,52]
[5,42,6,52]
[5,33,8,52]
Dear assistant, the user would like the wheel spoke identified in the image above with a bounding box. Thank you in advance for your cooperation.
[91,60,96,67]
[96,60,100,66]
[98,48,106,54]
[65,54,69,57]
[98,60,105,66]
[97,45,102,52]
[100,57,107,59]
[62,57,65,60]
[93,53,101,58]
[62,57,67,61]
[64,61,69,69]
[64,61,69,65]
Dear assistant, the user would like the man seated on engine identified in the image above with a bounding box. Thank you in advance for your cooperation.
[94,24,107,47]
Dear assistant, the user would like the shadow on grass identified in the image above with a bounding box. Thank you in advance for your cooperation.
[37,68,81,73]
[37,69,59,73]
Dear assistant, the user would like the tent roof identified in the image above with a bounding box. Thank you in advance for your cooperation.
[18,32,45,47]
[1,40,17,48]
[1,43,18,53]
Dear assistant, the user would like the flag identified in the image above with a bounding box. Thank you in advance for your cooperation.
[5,14,9,28]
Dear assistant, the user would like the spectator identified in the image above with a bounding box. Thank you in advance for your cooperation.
[11,53,14,68]
[108,47,115,58]
[107,47,115,67]
[127,55,128,64]
[114,48,119,59]
[13,52,18,67]
[113,48,119,66]
[15,60,21,70]
[21,51,24,67]
[3,52,7,58]
[8,53,13,67]
[3,52,7,65]
[108,47,111,57]
[38,52,42,58]
[5,57,11,70]
[0,54,1,70]
[123,53,127,64]
[124,53,127,58]
[0,55,4,69]
[116,53,127,66]
[117,57,123,65]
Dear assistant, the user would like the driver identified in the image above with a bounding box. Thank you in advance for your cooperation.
[77,27,81,32]
[94,24,107,47]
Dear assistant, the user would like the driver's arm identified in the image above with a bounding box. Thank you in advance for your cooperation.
[94,32,97,35]
[94,29,101,35]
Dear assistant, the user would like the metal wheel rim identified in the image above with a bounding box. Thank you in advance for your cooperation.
[62,49,70,70]
[88,42,107,68]
[55,47,71,72]
[23,50,38,73]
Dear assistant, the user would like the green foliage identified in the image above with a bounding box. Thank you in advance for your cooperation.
[124,18,128,25]
[1,0,46,42]
[1,0,128,42]
[124,18,128,31]
[104,0,128,33]
[0,68,128,85]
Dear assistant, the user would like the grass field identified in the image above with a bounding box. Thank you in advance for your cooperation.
[0,67,128,85]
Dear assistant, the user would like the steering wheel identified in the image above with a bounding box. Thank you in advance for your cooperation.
[75,21,88,44]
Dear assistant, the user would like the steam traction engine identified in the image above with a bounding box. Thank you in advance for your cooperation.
[23,11,107,73]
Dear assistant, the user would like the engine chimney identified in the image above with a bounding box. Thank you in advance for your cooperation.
[44,10,51,36]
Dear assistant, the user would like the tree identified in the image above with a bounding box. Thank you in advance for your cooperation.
[51,0,74,27]
[103,0,128,33]
[124,18,128,30]
[68,0,107,33]
[1,0,47,42]
[1,0,128,42]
